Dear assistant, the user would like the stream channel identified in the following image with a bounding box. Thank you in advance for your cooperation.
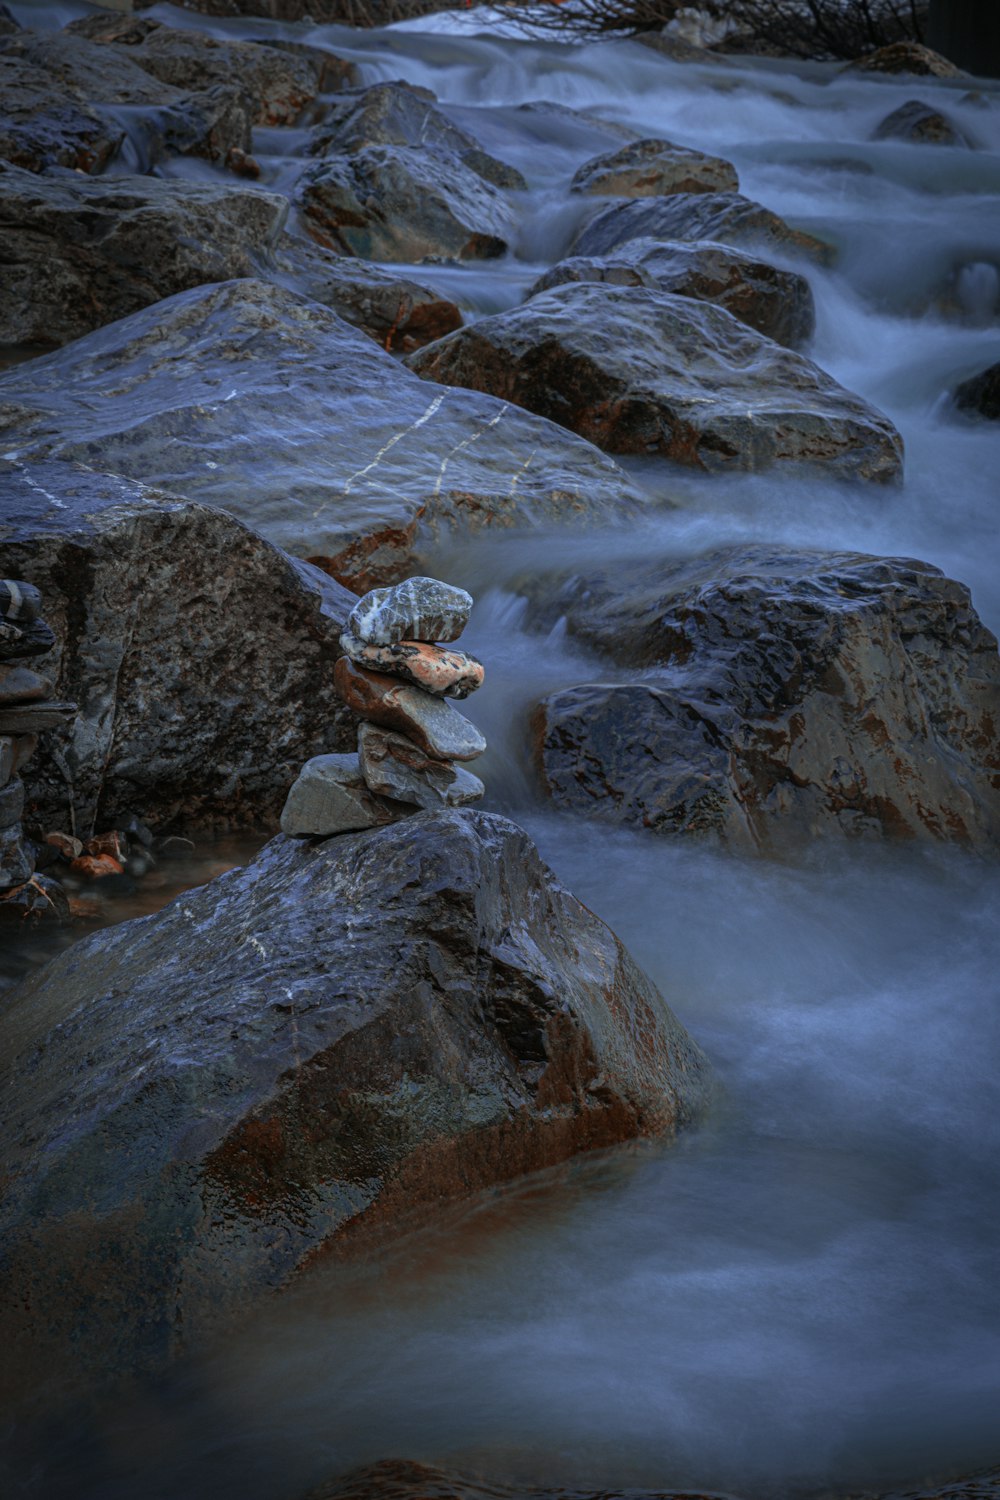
[6,3,1000,1497]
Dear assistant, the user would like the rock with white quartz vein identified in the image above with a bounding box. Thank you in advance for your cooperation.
[346,576,473,646]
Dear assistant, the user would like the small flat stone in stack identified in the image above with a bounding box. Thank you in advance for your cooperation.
[0,578,77,912]
[281,577,487,838]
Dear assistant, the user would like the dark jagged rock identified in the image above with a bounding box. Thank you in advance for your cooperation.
[954,361,1000,420]
[300,144,516,262]
[0,28,253,171]
[0,463,356,833]
[528,237,815,349]
[407,283,902,483]
[65,13,355,126]
[311,79,525,190]
[0,810,710,1414]
[571,136,739,198]
[522,546,1000,853]
[572,190,833,265]
[873,99,971,146]
[0,280,643,589]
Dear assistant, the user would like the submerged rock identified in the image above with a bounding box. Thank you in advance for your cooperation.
[407,283,902,483]
[522,545,1000,853]
[0,280,643,588]
[0,463,356,832]
[954,361,1000,420]
[0,810,710,1412]
[571,136,738,197]
[873,99,971,147]
[528,237,815,349]
[572,190,833,265]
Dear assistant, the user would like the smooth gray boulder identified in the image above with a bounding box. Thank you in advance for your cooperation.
[407,283,902,482]
[0,280,644,590]
[572,190,833,265]
[527,236,816,349]
[0,463,356,833]
[571,136,739,197]
[522,545,1000,853]
[0,810,710,1414]
[0,164,460,352]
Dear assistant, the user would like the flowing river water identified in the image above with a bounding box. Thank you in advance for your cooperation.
[8,3,1000,1496]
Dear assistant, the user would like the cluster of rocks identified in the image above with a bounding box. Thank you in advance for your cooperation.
[282,576,487,837]
[0,578,75,921]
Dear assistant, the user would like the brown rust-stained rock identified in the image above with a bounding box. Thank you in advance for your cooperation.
[521,545,1000,854]
[334,657,486,761]
[0,810,710,1415]
[407,283,901,483]
[342,638,484,698]
[0,462,356,833]
[528,238,815,350]
[571,136,739,198]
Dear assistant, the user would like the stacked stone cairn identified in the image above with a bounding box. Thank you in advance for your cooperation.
[0,578,77,920]
[281,577,487,837]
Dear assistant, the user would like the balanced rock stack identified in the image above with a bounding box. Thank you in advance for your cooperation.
[0,579,77,910]
[281,577,487,838]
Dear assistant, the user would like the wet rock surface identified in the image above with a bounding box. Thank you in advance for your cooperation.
[528,237,815,349]
[0,810,710,1412]
[873,99,971,146]
[570,136,739,198]
[342,638,484,698]
[954,361,1000,420]
[521,545,1000,853]
[572,190,833,265]
[279,750,410,835]
[358,721,485,807]
[0,462,356,832]
[347,575,473,645]
[0,280,643,587]
[407,283,901,482]
[334,657,487,761]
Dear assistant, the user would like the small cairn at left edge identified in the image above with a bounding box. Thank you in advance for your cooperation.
[281,576,487,837]
[0,579,77,921]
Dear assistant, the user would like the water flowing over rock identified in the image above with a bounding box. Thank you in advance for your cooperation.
[570,136,739,197]
[0,462,356,833]
[407,284,902,482]
[847,43,966,78]
[521,546,1000,854]
[0,280,643,589]
[528,237,815,349]
[873,100,971,146]
[64,13,355,126]
[0,27,254,171]
[571,190,833,265]
[0,810,710,1413]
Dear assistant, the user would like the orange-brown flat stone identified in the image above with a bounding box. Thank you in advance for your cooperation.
[334,657,486,762]
[340,635,484,698]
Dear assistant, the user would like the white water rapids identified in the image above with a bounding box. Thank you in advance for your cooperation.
[10,3,1000,1496]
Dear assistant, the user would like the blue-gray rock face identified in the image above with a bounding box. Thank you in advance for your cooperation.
[0,462,356,832]
[0,811,710,1414]
[0,280,644,591]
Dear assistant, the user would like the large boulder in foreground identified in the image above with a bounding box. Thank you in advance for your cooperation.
[407,284,902,483]
[0,164,459,352]
[0,280,643,590]
[572,190,833,266]
[0,463,356,832]
[522,546,1000,853]
[528,237,816,349]
[0,810,710,1414]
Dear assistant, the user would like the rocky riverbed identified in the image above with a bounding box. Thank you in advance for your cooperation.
[2,3,1000,1499]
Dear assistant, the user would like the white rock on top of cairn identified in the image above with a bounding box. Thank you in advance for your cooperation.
[281,575,486,838]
